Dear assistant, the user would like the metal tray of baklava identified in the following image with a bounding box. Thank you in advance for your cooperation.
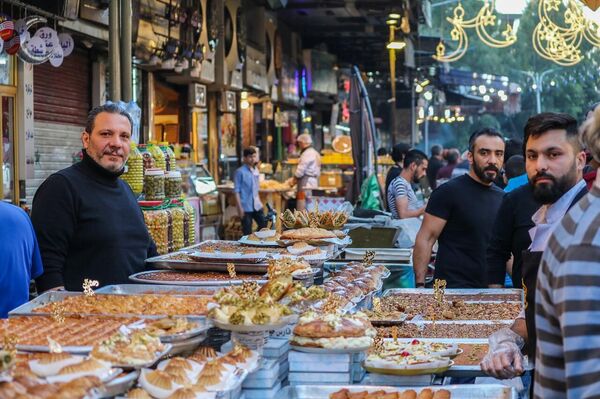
[276,384,517,399]
[129,270,269,287]
[145,252,271,273]
[382,288,524,302]
[8,291,209,320]
[95,284,219,296]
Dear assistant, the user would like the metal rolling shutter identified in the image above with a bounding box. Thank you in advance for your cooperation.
[33,49,91,125]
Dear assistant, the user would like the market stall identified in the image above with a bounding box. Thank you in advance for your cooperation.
[0,207,523,399]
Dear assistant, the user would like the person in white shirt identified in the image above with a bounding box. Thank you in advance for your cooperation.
[288,133,321,210]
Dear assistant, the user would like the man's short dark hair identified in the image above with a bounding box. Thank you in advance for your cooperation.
[403,149,428,169]
[431,145,442,157]
[446,149,460,164]
[504,138,523,161]
[85,103,133,134]
[504,155,525,179]
[243,147,257,157]
[391,143,411,163]
[468,128,504,152]
[523,112,580,153]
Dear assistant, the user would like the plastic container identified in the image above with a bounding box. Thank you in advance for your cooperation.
[121,143,143,195]
[183,200,196,246]
[159,142,177,171]
[169,205,186,251]
[142,206,170,255]
[148,142,166,171]
[165,171,183,198]
[144,168,165,200]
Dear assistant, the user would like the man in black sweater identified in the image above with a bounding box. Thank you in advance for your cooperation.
[32,104,157,292]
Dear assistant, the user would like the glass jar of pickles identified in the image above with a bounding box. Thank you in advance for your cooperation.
[142,207,170,255]
[121,143,143,195]
[138,144,155,173]
[165,171,183,198]
[148,143,166,171]
[144,168,165,200]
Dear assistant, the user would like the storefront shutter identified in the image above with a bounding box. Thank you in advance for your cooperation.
[33,48,91,125]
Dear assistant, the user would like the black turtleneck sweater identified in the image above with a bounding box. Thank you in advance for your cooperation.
[32,151,157,292]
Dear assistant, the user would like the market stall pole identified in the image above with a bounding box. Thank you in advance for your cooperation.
[217,184,291,232]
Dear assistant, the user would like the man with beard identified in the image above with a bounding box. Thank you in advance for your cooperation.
[482,113,587,388]
[234,147,267,236]
[414,128,505,288]
[387,150,428,219]
[32,104,157,292]
[534,99,600,399]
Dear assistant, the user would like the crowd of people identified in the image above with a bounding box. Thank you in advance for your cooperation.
[1,101,599,397]
[382,108,600,398]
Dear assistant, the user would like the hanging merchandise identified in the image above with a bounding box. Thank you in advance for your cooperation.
[147,143,167,171]
[159,142,177,171]
[58,33,74,57]
[15,17,54,64]
[0,14,14,40]
[359,174,383,211]
[121,143,143,195]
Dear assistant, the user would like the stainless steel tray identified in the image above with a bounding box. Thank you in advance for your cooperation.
[126,317,212,342]
[277,384,517,399]
[146,252,271,273]
[96,284,219,296]
[17,343,94,354]
[129,270,268,286]
[9,291,209,319]
[168,333,208,356]
[108,344,173,370]
[344,247,412,261]
[383,288,524,302]
[94,370,140,398]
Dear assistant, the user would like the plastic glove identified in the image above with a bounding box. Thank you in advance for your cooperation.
[480,327,525,379]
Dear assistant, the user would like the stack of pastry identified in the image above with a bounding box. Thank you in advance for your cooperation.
[291,310,376,350]
[90,330,165,366]
[330,388,451,399]
[209,277,294,326]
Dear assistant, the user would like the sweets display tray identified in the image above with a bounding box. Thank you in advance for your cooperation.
[146,252,271,273]
[276,384,517,399]
[9,291,209,320]
[129,270,269,286]
[382,288,524,303]
[344,248,413,262]
[96,284,219,296]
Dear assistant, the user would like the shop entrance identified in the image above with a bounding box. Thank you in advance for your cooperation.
[0,94,17,203]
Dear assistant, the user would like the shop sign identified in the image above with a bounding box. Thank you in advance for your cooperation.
[59,33,74,57]
[34,27,60,53]
[26,36,46,57]
[49,44,64,67]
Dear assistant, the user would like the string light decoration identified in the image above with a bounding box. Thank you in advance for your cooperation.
[434,1,517,63]
[533,0,600,66]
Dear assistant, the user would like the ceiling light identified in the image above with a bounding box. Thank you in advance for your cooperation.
[478,85,487,94]
[483,94,491,102]
[388,13,401,19]
[415,85,423,93]
[423,91,433,101]
[386,19,399,25]
[386,40,406,50]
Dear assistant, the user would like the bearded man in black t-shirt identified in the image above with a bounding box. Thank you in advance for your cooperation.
[413,128,505,288]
